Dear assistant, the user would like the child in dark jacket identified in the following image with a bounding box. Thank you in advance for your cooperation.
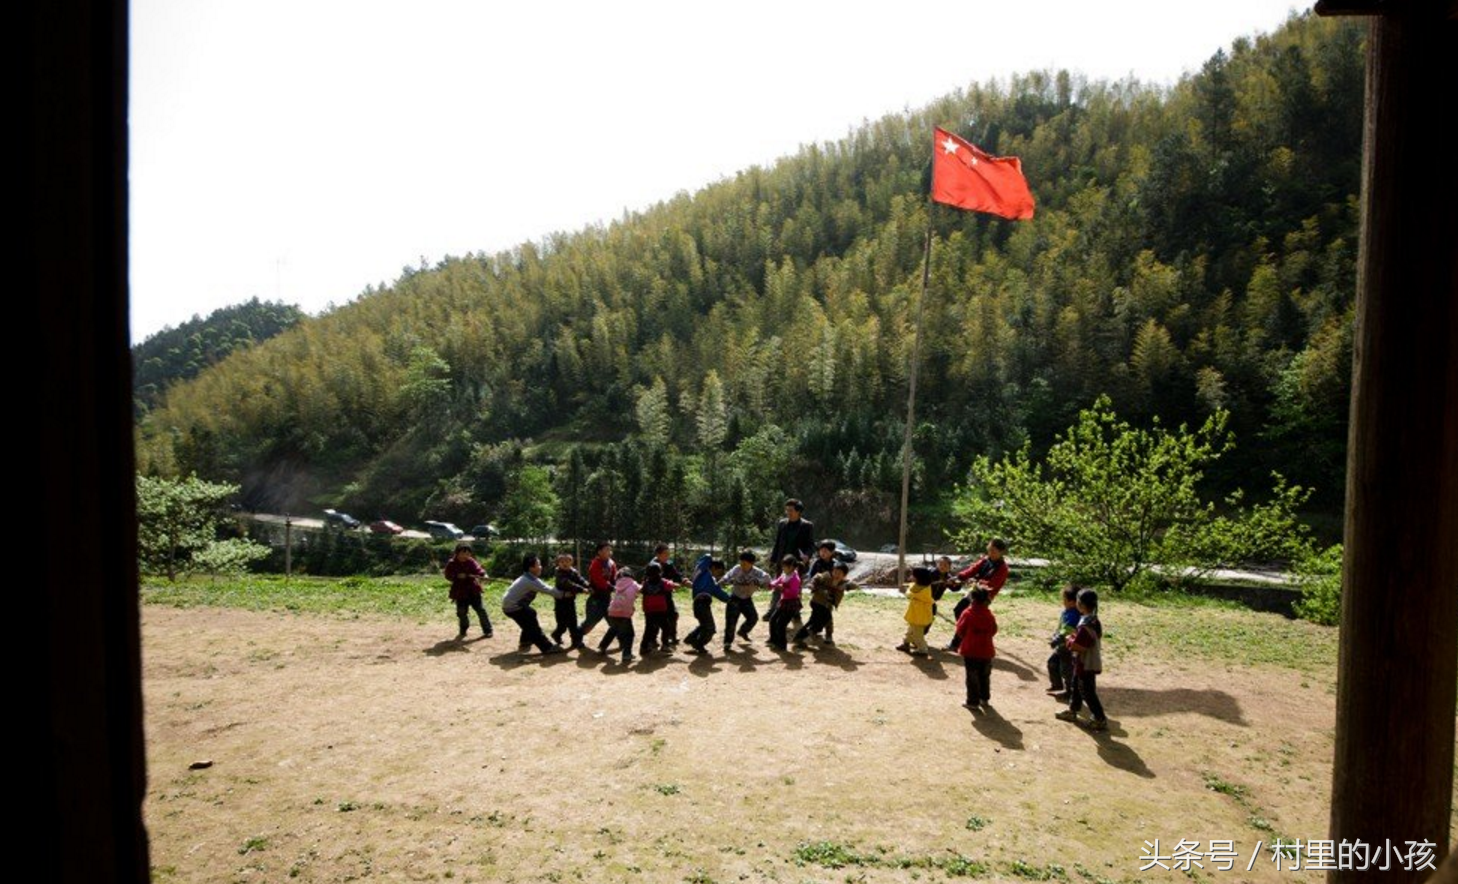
[652,544,684,647]
[803,540,840,644]
[793,560,850,647]
[1045,585,1080,697]
[926,555,956,637]
[953,587,998,709]
[444,544,493,640]
[684,556,730,653]
[551,552,591,650]
[638,561,680,656]
[1056,588,1108,731]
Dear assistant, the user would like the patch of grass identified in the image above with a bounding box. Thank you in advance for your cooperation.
[142,573,505,620]
[237,835,268,855]
[653,783,681,796]
[939,854,988,877]
[650,738,666,756]
[684,871,717,884]
[1007,860,1067,880]
[793,841,873,869]
[336,801,359,812]
[964,815,990,831]
[1201,773,1247,799]
[793,842,988,877]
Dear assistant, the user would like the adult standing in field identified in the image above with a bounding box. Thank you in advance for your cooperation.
[765,498,815,629]
[945,539,1010,650]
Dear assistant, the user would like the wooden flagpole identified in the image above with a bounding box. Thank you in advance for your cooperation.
[896,204,936,589]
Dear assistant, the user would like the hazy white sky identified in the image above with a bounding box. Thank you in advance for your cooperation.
[129,0,1306,340]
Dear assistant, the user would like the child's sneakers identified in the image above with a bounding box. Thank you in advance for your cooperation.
[482,629,493,639]
[895,643,911,653]
[1054,710,1082,723]
[1086,719,1109,732]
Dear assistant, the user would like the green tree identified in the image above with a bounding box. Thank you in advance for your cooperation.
[499,465,560,543]
[635,376,672,445]
[952,397,1312,591]
[136,474,268,580]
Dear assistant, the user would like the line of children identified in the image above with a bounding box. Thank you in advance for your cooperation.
[443,537,1114,734]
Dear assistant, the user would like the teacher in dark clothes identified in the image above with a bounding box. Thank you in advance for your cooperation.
[765,498,816,628]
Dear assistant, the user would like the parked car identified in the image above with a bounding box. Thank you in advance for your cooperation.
[424,520,465,540]
[827,539,858,562]
[368,519,404,535]
[468,524,499,539]
[323,509,361,529]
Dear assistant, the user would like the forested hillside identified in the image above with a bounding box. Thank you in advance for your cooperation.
[133,298,304,415]
[137,14,1363,548]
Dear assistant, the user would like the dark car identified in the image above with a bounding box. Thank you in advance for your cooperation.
[368,519,404,535]
[423,520,465,541]
[827,539,858,562]
[468,524,499,539]
[323,508,361,529]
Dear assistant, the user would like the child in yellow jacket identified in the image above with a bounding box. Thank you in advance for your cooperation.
[896,565,937,656]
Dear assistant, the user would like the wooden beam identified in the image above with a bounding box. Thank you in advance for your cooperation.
[1329,8,1458,884]
[32,0,150,879]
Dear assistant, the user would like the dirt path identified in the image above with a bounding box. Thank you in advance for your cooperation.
[143,600,1353,883]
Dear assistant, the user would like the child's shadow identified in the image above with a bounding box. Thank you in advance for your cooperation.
[809,646,861,672]
[770,648,806,670]
[910,654,948,680]
[968,705,1024,750]
[687,653,723,678]
[423,638,482,657]
[1078,721,1155,778]
[630,652,678,674]
[990,651,1040,683]
[723,647,766,672]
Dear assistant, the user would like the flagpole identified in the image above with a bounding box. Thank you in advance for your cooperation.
[896,203,936,590]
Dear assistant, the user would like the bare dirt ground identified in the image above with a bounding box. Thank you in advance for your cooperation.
[140,595,1408,883]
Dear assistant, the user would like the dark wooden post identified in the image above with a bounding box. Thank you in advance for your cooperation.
[1317,2,1458,881]
[32,0,150,880]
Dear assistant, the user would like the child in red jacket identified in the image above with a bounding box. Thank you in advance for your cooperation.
[444,544,493,641]
[953,587,997,710]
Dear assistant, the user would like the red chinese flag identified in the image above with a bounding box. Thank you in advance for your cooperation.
[930,127,1035,220]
